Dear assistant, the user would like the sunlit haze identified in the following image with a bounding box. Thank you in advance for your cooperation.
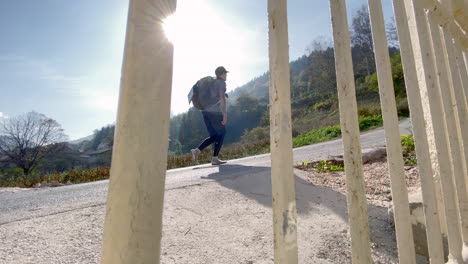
[0,0,394,140]
[166,0,266,116]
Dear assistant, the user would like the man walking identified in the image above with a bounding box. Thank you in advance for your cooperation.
[191,66,229,165]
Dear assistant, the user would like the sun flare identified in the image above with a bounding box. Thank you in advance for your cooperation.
[163,14,178,43]
[160,0,261,115]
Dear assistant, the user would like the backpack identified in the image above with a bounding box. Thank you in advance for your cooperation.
[188,76,216,110]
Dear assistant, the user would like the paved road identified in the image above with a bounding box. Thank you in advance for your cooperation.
[0,118,412,226]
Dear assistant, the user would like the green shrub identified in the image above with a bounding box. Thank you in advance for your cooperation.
[240,126,270,145]
[57,167,110,184]
[0,167,110,188]
[358,115,383,131]
[365,73,379,92]
[293,125,341,148]
[313,101,333,111]
[293,115,383,148]
[295,159,344,172]
[401,134,417,165]
[167,138,271,169]
[0,168,25,187]
[5,168,24,179]
[358,105,381,117]
[314,160,345,172]
[312,97,338,112]
[397,97,410,117]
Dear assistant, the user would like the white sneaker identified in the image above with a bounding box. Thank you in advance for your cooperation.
[211,156,227,165]
[191,148,201,165]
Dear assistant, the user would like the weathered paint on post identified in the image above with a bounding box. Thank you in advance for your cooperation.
[455,44,468,123]
[442,31,468,262]
[424,0,468,51]
[329,1,372,263]
[100,0,176,263]
[451,0,468,33]
[429,1,468,245]
[464,51,468,77]
[422,6,451,244]
[448,40,468,184]
[392,1,445,262]
[367,1,416,263]
[454,42,468,242]
[405,0,464,262]
[439,0,468,167]
[427,13,468,263]
[439,7,468,255]
[421,5,457,233]
[267,0,299,263]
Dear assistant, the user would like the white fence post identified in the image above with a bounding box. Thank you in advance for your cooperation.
[427,11,468,263]
[431,2,468,246]
[450,40,468,174]
[267,0,299,263]
[438,0,468,254]
[392,0,446,263]
[464,51,468,77]
[367,1,416,263]
[100,0,176,263]
[454,45,468,125]
[438,19,468,261]
[423,0,468,55]
[329,1,372,263]
[453,41,468,185]
[405,0,465,262]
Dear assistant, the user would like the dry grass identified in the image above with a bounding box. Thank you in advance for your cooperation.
[299,158,421,206]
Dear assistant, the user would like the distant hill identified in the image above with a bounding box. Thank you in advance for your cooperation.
[64,47,404,162]
[227,72,269,103]
[69,134,94,145]
[37,127,115,172]
[65,6,407,163]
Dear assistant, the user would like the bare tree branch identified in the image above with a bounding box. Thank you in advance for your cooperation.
[0,112,68,175]
[350,5,375,76]
[386,17,399,48]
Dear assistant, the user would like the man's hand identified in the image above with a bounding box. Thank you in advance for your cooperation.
[222,115,228,126]
[219,85,227,126]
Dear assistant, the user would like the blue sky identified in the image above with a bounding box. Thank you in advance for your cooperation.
[0,0,394,140]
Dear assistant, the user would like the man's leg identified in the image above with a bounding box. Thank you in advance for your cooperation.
[211,113,227,165]
[191,112,217,164]
[213,131,225,157]
[198,111,218,150]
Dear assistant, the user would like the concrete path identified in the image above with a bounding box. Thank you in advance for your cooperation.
[0,119,412,264]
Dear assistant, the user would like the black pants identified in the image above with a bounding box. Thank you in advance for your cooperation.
[197,111,226,156]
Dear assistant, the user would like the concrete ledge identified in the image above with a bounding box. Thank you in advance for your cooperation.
[389,188,449,261]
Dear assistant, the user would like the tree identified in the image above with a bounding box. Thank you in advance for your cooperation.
[305,36,332,54]
[386,17,399,48]
[85,125,114,151]
[364,53,406,99]
[0,112,68,175]
[351,5,375,76]
[308,47,336,96]
[234,93,259,112]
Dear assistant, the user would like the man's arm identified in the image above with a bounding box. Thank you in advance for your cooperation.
[219,88,227,125]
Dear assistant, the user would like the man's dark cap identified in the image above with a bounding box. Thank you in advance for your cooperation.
[215,66,229,76]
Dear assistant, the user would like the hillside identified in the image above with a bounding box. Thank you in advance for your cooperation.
[0,5,410,185]
[70,5,407,167]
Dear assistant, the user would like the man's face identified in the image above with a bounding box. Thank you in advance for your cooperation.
[220,72,227,81]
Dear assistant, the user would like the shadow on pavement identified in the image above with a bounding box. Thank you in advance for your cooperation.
[202,164,349,218]
[201,164,397,260]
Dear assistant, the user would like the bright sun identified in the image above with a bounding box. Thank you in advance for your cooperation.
[159,0,256,114]
[163,14,178,43]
